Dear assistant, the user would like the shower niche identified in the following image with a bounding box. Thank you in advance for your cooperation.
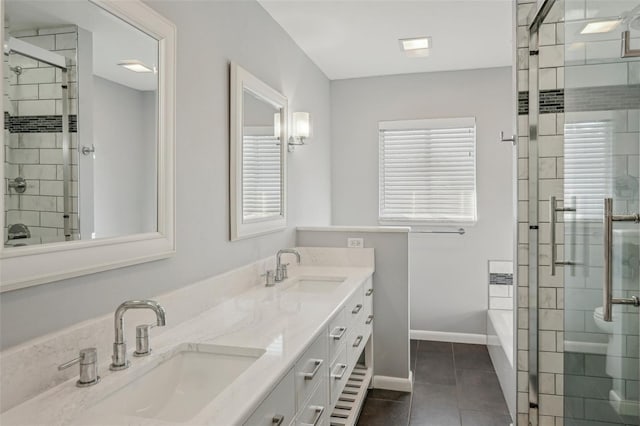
[3,0,158,247]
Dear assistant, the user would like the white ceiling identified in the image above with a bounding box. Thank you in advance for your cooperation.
[258,0,514,80]
[5,0,157,91]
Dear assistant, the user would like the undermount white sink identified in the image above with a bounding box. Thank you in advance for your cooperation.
[85,343,265,423]
[282,276,346,293]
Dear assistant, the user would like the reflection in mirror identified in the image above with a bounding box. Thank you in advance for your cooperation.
[230,63,286,241]
[242,89,282,223]
[3,0,158,248]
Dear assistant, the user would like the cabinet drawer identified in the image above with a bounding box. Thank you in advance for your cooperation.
[295,333,328,411]
[346,285,364,327]
[329,346,348,409]
[328,307,347,365]
[244,369,295,426]
[363,277,373,299]
[295,379,329,426]
[346,327,366,368]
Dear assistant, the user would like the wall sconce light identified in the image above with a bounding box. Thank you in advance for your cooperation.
[288,112,311,152]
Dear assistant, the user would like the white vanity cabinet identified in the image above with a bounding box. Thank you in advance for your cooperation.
[244,277,373,426]
[244,370,296,426]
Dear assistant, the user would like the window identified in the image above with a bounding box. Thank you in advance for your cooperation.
[378,117,477,225]
[564,120,613,221]
[242,128,282,221]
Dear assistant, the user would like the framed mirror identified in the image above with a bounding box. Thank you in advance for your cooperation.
[0,0,176,291]
[230,63,287,241]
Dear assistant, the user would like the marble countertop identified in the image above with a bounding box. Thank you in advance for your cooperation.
[1,265,373,426]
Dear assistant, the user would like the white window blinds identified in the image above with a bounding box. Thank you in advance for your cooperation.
[242,131,282,221]
[564,121,613,221]
[378,118,477,224]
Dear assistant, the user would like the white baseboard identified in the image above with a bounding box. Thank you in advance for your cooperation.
[372,371,413,393]
[410,329,487,345]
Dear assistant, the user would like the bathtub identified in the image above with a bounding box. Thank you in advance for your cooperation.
[487,309,515,419]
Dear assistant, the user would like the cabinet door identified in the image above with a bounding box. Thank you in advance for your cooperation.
[244,369,295,426]
[295,379,329,426]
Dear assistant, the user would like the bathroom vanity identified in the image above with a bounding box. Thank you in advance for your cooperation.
[0,254,375,425]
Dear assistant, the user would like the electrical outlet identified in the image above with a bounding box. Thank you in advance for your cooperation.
[347,238,364,248]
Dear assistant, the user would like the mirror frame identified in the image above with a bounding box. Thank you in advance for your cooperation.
[0,0,176,292]
[230,62,287,241]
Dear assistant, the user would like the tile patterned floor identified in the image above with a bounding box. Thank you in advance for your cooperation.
[356,340,511,426]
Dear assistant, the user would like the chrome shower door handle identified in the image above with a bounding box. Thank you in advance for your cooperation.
[550,196,576,276]
[602,198,640,322]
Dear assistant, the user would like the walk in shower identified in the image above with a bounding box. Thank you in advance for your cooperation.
[3,29,78,246]
[523,0,640,424]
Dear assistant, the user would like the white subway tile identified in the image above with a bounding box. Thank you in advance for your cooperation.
[55,33,77,50]
[40,211,63,228]
[539,135,563,157]
[18,68,55,85]
[40,180,63,196]
[540,45,564,68]
[518,70,529,91]
[19,133,56,149]
[540,308,563,330]
[18,35,54,50]
[20,195,57,212]
[38,83,62,99]
[6,210,39,227]
[17,100,55,116]
[540,68,557,90]
[39,149,63,165]
[10,149,39,164]
[539,394,563,416]
[539,351,563,374]
[21,164,56,180]
[540,330,557,352]
[9,84,38,100]
[539,114,557,136]
[539,372,556,394]
[539,24,556,46]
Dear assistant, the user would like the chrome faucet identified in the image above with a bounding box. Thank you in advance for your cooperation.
[275,249,301,282]
[110,300,166,371]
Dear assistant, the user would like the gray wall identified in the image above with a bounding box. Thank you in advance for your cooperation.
[297,230,410,380]
[330,68,514,335]
[0,0,332,349]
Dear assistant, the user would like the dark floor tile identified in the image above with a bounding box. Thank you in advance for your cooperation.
[356,398,409,426]
[460,409,512,426]
[415,351,456,385]
[409,382,460,426]
[418,340,453,354]
[453,344,494,371]
[367,389,412,403]
[456,369,509,414]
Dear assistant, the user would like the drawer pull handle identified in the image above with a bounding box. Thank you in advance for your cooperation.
[352,304,362,314]
[366,315,373,325]
[303,359,323,380]
[366,288,373,296]
[300,406,324,426]
[331,363,347,380]
[272,414,284,425]
[330,326,347,340]
[353,335,363,348]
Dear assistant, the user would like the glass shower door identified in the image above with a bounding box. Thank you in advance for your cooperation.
[563,1,640,425]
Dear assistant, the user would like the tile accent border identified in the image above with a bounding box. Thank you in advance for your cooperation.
[4,112,78,133]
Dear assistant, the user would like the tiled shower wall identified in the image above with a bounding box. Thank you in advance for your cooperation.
[3,26,79,243]
[516,1,640,425]
[516,1,567,425]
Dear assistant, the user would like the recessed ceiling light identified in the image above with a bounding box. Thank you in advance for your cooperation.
[399,37,431,58]
[118,60,153,73]
[400,36,431,51]
[580,19,622,34]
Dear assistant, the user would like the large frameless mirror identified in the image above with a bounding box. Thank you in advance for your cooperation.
[230,62,287,241]
[0,0,176,291]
